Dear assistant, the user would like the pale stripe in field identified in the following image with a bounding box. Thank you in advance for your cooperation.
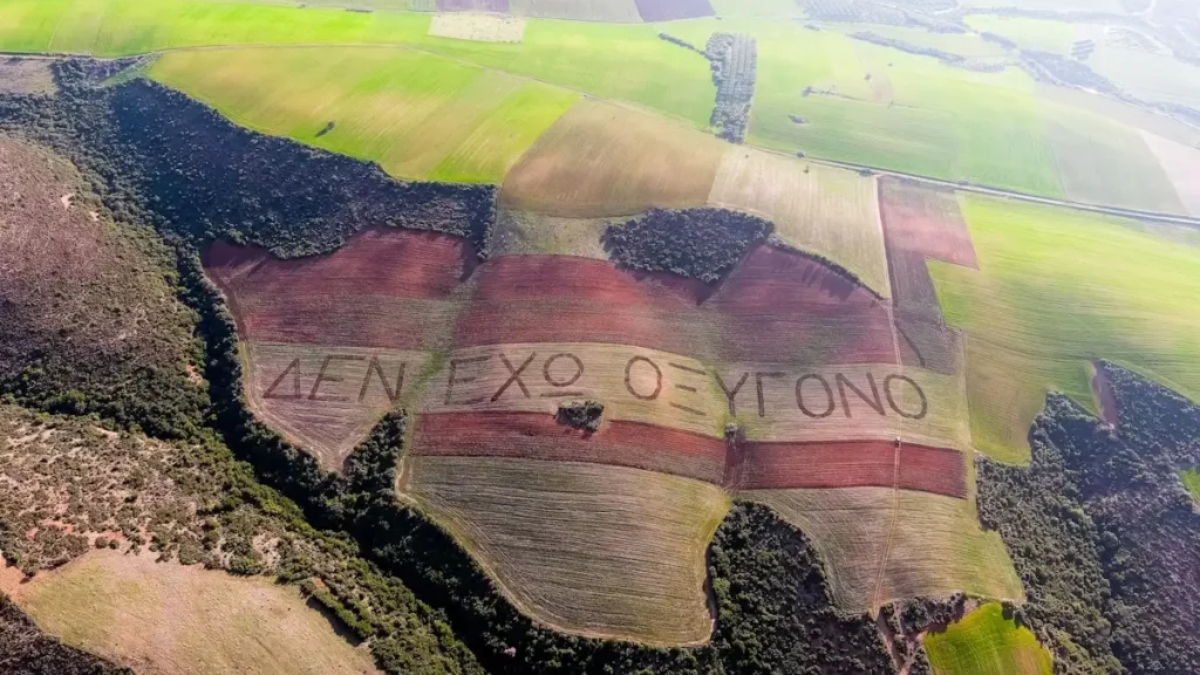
[429,12,527,43]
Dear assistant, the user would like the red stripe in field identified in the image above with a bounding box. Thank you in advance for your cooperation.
[412,412,728,484]
[737,440,965,498]
[413,412,966,498]
[207,232,916,363]
[898,444,967,498]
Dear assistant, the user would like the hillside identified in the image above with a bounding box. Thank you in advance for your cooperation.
[1,0,1200,672]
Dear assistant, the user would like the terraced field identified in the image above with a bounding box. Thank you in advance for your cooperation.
[150,47,580,183]
[924,602,1053,675]
[931,195,1200,462]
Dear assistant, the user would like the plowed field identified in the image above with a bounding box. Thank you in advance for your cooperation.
[500,100,725,217]
[746,487,1021,612]
[403,456,729,645]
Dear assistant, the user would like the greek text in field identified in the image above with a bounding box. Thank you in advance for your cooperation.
[262,349,929,421]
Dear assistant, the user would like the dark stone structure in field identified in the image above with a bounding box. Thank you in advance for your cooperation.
[603,207,772,283]
[706,33,758,143]
[634,0,714,22]
[978,363,1200,675]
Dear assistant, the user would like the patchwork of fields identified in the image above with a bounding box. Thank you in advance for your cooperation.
[10,0,1200,664]
[5,0,1199,215]
[203,207,1011,637]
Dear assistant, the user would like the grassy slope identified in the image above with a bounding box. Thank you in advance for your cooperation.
[150,46,580,183]
[924,602,1053,675]
[15,551,381,675]
[931,195,1200,463]
[1181,469,1200,501]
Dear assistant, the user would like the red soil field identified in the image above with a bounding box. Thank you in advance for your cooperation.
[456,246,912,365]
[878,177,976,268]
[206,230,469,302]
[205,230,467,350]
[737,440,965,498]
[413,411,966,497]
[207,231,922,365]
[437,0,510,11]
[896,443,967,498]
[878,178,974,373]
[634,0,715,22]
[411,411,728,484]
[710,246,908,365]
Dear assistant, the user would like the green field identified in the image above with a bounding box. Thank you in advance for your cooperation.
[0,0,715,127]
[4,0,1195,206]
[150,47,580,183]
[931,195,1200,463]
[1182,469,1200,501]
[668,19,1068,198]
[925,602,1053,675]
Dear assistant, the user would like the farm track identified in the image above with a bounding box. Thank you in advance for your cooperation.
[9,45,1200,227]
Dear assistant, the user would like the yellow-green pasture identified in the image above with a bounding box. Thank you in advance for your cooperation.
[931,195,1200,463]
[925,602,1053,675]
[150,47,580,183]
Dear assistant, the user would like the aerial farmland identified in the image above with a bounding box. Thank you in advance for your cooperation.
[2,0,1200,674]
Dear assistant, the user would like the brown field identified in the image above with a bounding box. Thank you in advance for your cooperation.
[0,58,55,95]
[429,12,527,42]
[879,178,975,375]
[413,412,728,483]
[879,177,976,269]
[1138,130,1200,217]
[634,0,715,21]
[509,0,642,21]
[746,487,1021,612]
[402,456,729,645]
[500,100,725,217]
[708,149,891,296]
[11,551,380,675]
